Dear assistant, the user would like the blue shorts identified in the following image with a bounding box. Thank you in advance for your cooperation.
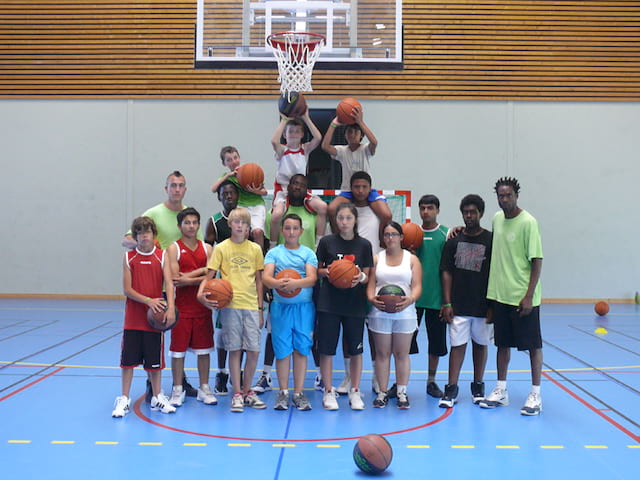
[270,301,315,359]
[339,189,386,203]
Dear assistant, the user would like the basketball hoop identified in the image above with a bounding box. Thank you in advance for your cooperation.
[266,31,325,99]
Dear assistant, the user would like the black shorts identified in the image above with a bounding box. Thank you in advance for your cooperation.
[492,302,542,351]
[315,311,365,356]
[120,329,164,371]
[410,307,448,356]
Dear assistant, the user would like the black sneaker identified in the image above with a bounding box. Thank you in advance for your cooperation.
[145,379,153,404]
[397,391,410,409]
[214,371,229,395]
[426,381,443,398]
[183,374,198,398]
[386,383,398,399]
[372,391,388,408]
[471,381,485,404]
[439,384,459,408]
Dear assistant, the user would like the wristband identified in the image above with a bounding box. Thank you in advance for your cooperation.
[330,122,338,128]
[442,303,452,308]
[144,297,151,304]
[359,271,367,283]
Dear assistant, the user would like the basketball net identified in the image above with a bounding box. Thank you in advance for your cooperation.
[266,32,325,100]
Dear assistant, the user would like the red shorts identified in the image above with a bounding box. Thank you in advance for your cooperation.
[273,182,316,214]
[169,314,214,357]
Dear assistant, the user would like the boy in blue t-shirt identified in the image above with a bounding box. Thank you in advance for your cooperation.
[262,213,318,411]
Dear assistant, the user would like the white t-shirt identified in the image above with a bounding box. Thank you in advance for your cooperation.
[356,205,382,255]
[334,144,372,190]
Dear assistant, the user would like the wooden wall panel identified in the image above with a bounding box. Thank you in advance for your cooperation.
[1,0,639,100]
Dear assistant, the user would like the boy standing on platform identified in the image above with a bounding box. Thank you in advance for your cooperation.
[112,217,176,418]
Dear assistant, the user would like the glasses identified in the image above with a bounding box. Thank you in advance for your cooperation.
[383,232,401,238]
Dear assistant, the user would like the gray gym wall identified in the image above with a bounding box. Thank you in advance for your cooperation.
[1,99,638,299]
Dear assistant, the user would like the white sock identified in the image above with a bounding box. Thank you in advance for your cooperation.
[219,368,228,374]
[531,385,541,395]
[262,366,272,374]
[497,380,507,390]
[397,384,407,394]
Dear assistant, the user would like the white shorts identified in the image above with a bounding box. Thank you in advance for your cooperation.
[367,314,417,335]
[449,315,493,347]
[246,204,266,232]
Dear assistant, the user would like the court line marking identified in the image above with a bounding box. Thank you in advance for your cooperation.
[585,445,608,449]
[51,441,75,444]
[184,443,207,446]
[540,446,565,449]
[139,442,162,446]
[0,366,65,403]
[496,445,520,449]
[228,443,251,447]
[95,441,119,445]
[317,444,341,448]
[7,440,31,444]
[406,445,430,448]
[273,444,295,448]
[628,445,640,448]
[451,445,475,449]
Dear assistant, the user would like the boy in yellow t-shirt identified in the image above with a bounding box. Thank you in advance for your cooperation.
[197,207,266,413]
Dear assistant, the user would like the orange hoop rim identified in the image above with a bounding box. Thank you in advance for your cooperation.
[266,31,326,53]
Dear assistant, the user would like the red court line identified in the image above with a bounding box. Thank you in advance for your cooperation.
[0,366,65,403]
[133,395,453,442]
[542,370,640,443]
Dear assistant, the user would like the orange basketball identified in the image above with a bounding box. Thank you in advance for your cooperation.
[202,278,233,309]
[236,163,264,190]
[336,97,362,125]
[275,268,302,298]
[401,222,423,250]
[594,301,609,316]
[353,434,393,475]
[328,258,359,289]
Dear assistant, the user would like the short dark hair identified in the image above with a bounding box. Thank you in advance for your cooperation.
[285,118,304,131]
[383,221,403,236]
[131,216,157,240]
[350,170,372,187]
[459,194,485,215]
[418,194,440,209]
[345,123,363,137]
[166,170,184,183]
[282,213,303,227]
[219,145,239,164]
[217,179,239,200]
[289,173,308,186]
[177,207,200,225]
[494,176,521,194]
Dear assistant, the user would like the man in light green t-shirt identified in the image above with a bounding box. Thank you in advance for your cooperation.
[122,170,203,250]
[481,177,544,416]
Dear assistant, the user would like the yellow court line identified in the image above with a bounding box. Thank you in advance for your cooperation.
[139,442,162,446]
[407,445,430,449]
[51,441,75,444]
[228,443,251,447]
[316,444,341,448]
[540,446,565,449]
[496,445,520,449]
[451,445,475,449]
[184,443,207,447]
[7,440,31,444]
[627,445,640,449]
[585,445,608,449]
[272,444,295,448]
[95,441,119,445]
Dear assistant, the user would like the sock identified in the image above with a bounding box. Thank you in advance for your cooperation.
[531,385,541,395]
[397,384,407,395]
[173,385,183,392]
[219,368,228,374]
[262,366,272,374]
[497,380,507,390]
[428,373,436,383]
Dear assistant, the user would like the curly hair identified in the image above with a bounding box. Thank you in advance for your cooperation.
[494,177,521,194]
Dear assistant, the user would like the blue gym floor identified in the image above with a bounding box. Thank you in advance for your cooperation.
[0,298,638,479]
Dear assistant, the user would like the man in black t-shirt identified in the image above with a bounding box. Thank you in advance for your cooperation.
[438,194,493,408]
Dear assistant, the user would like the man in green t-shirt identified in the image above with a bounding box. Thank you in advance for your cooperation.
[480,177,543,416]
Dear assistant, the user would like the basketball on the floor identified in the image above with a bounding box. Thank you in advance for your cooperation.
[147,304,179,331]
[328,258,359,289]
[353,434,393,475]
[594,301,609,316]
[401,222,423,250]
[236,163,264,190]
[278,92,307,117]
[377,284,406,313]
[203,278,233,309]
[336,97,361,124]
[275,268,302,298]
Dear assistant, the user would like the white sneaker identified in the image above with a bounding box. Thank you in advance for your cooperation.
[169,385,186,407]
[230,393,244,413]
[520,392,542,416]
[197,384,218,405]
[151,393,177,414]
[323,387,339,410]
[479,386,509,409]
[336,373,351,395]
[349,387,365,410]
[112,395,130,418]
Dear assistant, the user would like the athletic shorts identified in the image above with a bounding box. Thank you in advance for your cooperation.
[120,329,164,371]
[338,189,386,203]
[367,313,417,335]
[169,313,214,357]
[492,302,542,351]
[315,311,365,356]
[219,308,261,352]
[449,315,493,347]
[273,183,315,213]
[410,307,448,356]
[246,204,266,233]
[270,301,315,359]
